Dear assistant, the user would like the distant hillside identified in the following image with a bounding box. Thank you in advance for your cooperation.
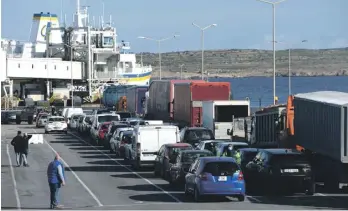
[136,48,348,78]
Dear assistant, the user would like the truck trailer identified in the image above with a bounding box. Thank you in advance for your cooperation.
[293,91,348,191]
[202,100,250,139]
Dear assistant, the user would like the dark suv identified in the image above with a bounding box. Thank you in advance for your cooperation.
[244,148,315,195]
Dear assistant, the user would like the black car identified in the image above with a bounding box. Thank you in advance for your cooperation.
[239,148,260,172]
[179,127,215,147]
[154,143,193,180]
[244,148,315,195]
[169,150,213,184]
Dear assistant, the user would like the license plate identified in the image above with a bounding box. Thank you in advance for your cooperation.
[284,169,298,173]
[218,176,227,181]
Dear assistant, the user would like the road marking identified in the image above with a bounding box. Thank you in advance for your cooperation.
[68,132,182,203]
[246,195,262,203]
[94,202,178,208]
[32,129,103,207]
[6,144,21,210]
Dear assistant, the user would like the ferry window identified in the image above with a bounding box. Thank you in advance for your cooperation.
[32,64,34,69]
[54,65,56,70]
[103,37,113,46]
[18,63,20,68]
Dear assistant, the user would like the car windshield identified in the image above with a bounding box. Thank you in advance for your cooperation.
[187,130,214,142]
[181,152,212,163]
[98,115,119,123]
[203,161,239,176]
[73,115,83,120]
[270,154,308,165]
[49,117,64,122]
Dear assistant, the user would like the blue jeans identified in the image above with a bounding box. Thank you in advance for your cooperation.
[49,183,61,208]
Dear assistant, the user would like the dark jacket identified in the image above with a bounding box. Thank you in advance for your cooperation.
[11,135,28,153]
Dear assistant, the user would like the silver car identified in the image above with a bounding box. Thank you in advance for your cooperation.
[37,114,49,127]
[45,116,68,134]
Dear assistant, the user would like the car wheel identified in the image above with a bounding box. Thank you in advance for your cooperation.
[194,187,201,202]
[237,195,245,202]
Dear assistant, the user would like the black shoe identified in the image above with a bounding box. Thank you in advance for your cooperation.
[16,165,21,167]
[24,164,30,167]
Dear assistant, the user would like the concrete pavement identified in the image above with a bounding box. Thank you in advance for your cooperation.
[2,124,348,210]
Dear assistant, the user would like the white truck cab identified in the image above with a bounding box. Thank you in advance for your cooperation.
[130,125,180,169]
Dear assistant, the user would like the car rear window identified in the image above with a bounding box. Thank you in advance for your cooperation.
[181,152,212,163]
[203,161,239,176]
[241,151,258,162]
[168,146,193,158]
[98,115,120,123]
[49,117,64,122]
[270,154,308,165]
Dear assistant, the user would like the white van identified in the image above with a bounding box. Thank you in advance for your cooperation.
[130,125,180,169]
[64,108,84,124]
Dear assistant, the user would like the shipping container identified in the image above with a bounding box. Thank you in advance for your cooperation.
[102,85,130,108]
[146,80,204,121]
[173,82,231,127]
[293,91,348,163]
[251,105,286,147]
[125,86,148,115]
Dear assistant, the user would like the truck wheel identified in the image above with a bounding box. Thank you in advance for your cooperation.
[28,116,33,124]
[16,116,21,124]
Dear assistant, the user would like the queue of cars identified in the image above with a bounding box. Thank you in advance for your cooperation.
[64,108,316,201]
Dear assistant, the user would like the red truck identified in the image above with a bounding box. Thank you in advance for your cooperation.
[173,81,231,127]
[146,79,204,121]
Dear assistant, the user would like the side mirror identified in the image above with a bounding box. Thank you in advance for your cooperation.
[194,143,199,147]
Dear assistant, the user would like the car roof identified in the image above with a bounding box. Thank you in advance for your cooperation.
[219,142,248,146]
[48,116,64,119]
[239,148,259,152]
[199,156,237,163]
[117,127,133,131]
[181,149,212,154]
[262,148,302,155]
[165,143,192,147]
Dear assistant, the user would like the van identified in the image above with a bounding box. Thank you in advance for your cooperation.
[130,125,180,169]
[64,108,84,124]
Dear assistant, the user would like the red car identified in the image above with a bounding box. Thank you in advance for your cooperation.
[98,122,111,145]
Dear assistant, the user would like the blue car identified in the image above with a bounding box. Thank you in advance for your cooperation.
[184,157,246,202]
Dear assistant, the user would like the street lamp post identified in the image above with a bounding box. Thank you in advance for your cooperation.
[179,64,184,79]
[256,0,287,105]
[274,40,308,95]
[70,47,74,108]
[192,23,217,80]
[138,35,179,80]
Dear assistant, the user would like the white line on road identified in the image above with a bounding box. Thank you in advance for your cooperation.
[32,129,103,207]
[68,132,182,203]
[6,144,22,210]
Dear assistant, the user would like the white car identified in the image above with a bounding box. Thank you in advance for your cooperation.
[45,116,68,134]
[70,113,85,130]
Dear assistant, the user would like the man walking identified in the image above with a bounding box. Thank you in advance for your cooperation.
[21,133,30,167]
[47,153,65,209]
[11,131,24,167]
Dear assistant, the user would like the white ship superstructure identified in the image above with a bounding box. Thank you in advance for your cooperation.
[1,0,152,102]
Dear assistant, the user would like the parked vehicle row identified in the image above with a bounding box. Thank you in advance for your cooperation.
[66,108,316,202]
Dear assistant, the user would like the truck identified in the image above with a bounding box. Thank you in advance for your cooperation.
[202,100,250,140]
[102,85,130,108]
[173,81,231,128]
[125,86,148,116]
[292,91,348,191]
[146,80,204,121]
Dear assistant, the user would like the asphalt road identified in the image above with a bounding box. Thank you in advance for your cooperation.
[2,124,348,210]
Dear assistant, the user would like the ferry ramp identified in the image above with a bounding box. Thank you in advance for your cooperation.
[1,124,348,210]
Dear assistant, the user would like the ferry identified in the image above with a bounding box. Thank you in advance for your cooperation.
[1,0,152,103]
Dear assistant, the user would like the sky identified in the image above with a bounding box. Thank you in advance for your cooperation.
[1,0,347,53]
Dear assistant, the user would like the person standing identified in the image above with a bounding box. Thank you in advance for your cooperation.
[47,154,65,209]
[10,131,24,167]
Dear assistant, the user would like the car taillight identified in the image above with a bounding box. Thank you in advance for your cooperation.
[238,171,244,181]
[199,173,208,181]
[137,143,141,154]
